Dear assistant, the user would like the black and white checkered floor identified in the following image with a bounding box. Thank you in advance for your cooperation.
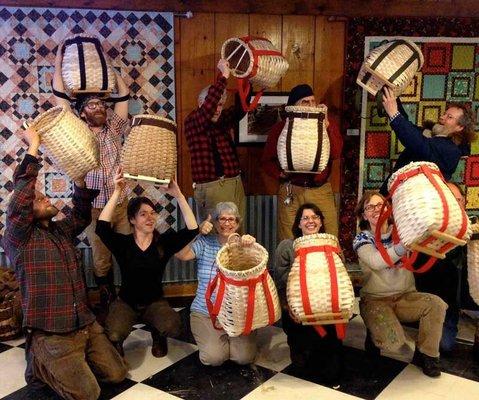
[1,302,478,400]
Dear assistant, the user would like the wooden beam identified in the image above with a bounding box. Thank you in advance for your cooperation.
[2,0,479,18]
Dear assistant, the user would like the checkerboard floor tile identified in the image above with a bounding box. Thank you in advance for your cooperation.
[1,306,478,399]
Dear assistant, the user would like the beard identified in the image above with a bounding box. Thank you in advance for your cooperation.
[85,111,107,127]
[34,205,59,221]
[431,123,449,137]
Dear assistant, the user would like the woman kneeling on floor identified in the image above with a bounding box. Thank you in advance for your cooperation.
[353,191,447,377]
[96,168,199,358]
[175,202,258,366]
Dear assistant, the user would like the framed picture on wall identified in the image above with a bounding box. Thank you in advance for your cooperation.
[236,92,289,145]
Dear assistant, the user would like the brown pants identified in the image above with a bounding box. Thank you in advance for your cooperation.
[277,181,339,241]
[105,298,181,343]
[84,200,131,279]
[194,175,246,232]
[360,291,447,358]
[30,322,127,400]
[190,311,257,366]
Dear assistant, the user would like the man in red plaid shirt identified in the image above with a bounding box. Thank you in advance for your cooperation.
[52,45,131,314]
[3,128,127,400]
[184,59,246,228]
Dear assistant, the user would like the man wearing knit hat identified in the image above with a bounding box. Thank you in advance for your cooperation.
[51,45,131,318]
[262,84,343,240]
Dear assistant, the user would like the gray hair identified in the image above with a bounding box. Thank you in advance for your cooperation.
[211,201,241,223]
[198,85,227,106]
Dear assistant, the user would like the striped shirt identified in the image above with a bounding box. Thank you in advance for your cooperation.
[85,112,128,208]
[191,235,222,315]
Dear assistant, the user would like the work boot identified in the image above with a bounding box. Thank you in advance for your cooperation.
[151,331,168,358]
[412,349,441,377]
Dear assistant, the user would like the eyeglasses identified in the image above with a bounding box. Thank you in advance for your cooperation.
[364,202,384,212]
[300,215,320,222]
[218,216,238,224]
[85,100,106,110]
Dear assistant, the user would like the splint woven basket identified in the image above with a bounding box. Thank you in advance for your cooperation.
[221,36,289,111]
[206,234,281,337]
[62,35,116,96]
[379,161,471,272]
[121,115,177,184]
[357,39,424,96]
[277,105,330,174]
[287,234,354,339]
[467,223,479,306]
[29,105,99,181]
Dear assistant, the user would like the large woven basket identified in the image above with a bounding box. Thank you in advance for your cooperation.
[388,162,471,255]
[287,234,354,330]
[467,223,479,306]
[121,115,177,184]
[221,36,289,89]
[357,39,424,96]
[62,35,116,96]
[29,106,99,180]
[277,105,330,174]
[207,235,281,337]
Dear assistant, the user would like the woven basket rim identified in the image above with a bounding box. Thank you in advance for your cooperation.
[132,114,177,128]
[388,161,439,190]
[293,233,339,250]
[216,242,269,278]
[221,37,256,79]
[285,105,328,114]
[63,33,100,42]
[29,105,67,135]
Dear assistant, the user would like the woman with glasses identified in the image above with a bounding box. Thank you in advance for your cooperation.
[353,191,447,378]
[175,202,258,366]
[273,203,344,387]
[95,168,199,359]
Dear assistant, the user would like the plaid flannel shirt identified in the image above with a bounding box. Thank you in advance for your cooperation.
[85,112,128,208]
[184,76,245,184]
[3,154,98,333]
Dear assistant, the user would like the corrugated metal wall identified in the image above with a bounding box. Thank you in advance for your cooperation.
[1,195,279,286]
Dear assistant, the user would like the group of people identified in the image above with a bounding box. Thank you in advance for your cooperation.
[2,49,479,400]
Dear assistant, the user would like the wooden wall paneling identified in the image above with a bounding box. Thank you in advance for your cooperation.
[177,13,216,196]
[314,16,346,194]
[280,15,315,91]
[248,14,283,195]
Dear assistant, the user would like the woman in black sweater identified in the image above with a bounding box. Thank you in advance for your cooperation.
[96,168,198,358]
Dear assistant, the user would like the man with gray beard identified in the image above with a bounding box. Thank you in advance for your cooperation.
[379,87,476,195]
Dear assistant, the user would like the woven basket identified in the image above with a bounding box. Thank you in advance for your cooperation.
[388,162,471,253]
[62,35,116,96]
[121,115,177,183]
[221,36,289,89]
[357,39,424,96]
[287,234,354,327]
[208,234,281,337]
[0,267,22,341]
[29,106,99,180]
[277,105,330,174]
[467,223,479,306]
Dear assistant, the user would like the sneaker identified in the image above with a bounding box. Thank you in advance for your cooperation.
[413,349,441,377]
[151,334,168,358]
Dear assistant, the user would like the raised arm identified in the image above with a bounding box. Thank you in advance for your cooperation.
[175,215,213,261]
[51,44,71,109]
[113,71,129,121]
[98,167,125,223]
[3,128,41,259]
[161,179,198,230]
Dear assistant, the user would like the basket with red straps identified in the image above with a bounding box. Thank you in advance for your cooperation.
[205,234,281,337]
[467,222,479,306]
[221,36,289,112]
[376,161,471,273]
[286,234,354,339]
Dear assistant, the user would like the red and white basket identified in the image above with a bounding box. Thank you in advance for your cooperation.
[205,234,281,337]
[467,222,479,306]
[287,233,354,339]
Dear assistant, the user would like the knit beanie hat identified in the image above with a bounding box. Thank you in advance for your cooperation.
[287,84,314,106]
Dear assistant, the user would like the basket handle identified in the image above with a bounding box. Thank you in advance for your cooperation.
[227,233,241,245]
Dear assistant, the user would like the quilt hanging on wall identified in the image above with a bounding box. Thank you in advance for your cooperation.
[359,36,479,218]
[0,6,176,249]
